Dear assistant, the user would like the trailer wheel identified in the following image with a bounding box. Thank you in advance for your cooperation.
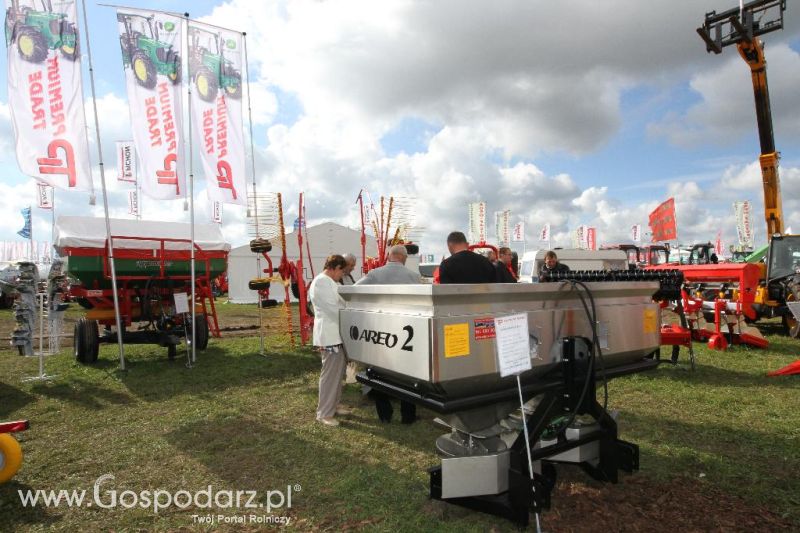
[193,314,209,350]
[783,282,800,338]
[0,433,23,484]
[74,318,99,364]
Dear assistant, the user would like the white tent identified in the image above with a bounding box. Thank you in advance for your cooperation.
[228,222,378,304]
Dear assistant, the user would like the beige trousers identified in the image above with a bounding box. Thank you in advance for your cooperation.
[317,345,347,420]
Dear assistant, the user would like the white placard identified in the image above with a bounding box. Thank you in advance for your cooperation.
[494,313,533,377]
[174,292,190,314]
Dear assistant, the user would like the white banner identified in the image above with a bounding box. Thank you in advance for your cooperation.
[117,9,185,200]
[6,0,93,192]
[572,225,589,249]
[468,202,486,244]
[494,210,510,247]
[128,190,140,216]
[188,21,246,206]
[36,182,53,209]
[212,200,222,223]
[116,141,136,182]
[539,223,550,242]
[631,224,641,243]
[733,201,754,248]
[512,221,525,242]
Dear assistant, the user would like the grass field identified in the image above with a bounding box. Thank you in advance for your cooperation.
[0,302,798,531]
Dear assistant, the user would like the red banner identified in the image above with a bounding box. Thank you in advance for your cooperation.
[587,227,596,250]
[649,198,677,242]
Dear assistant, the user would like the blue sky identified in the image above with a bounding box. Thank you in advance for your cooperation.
[1,0,799,259]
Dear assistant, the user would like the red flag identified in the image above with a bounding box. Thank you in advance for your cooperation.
[649,198,677,242]
[587,227,597,250]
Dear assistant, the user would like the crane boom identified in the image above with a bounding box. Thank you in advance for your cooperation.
[697,0,786,240]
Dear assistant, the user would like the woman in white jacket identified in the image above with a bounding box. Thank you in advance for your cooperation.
[308,254,350,426]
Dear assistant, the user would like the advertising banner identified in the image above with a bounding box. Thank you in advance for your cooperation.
[648,198,677,242]
[587,227,597,250]
[468,202,486,244]
[733,201,754,248]
[128,190,139,216]
[36,182,53,209]
[116,141,136,182]
[494,210,510,246]
[212,200,222,223]
[5,0,93,192]
[539,223,550,242]
[631,224,641,243]
[116,8,184,200]
[511,221,524,242]
[188,21,246,205]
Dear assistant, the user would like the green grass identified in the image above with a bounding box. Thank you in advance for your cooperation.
[0,316,799,531]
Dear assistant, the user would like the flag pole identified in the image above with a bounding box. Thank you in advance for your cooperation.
[81,0,126,370]
[185,13,196,366]
[243,32,265,356]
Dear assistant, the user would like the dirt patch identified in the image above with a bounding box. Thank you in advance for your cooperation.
[544,468,792,532]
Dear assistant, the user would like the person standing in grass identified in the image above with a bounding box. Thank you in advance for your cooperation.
[309,254,352,427]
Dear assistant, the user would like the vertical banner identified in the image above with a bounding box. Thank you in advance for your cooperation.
[631,224,641,243]
[18,207,32,239]
[715,230,723,257]
[212,200,222,223]
[188,21,246,206]
[511,221,525,242]
[494,210,510,246]
[468,202,486,244]
[128,190,140,216]
[116,141,136,182]
[733,201,754,248]
[5,0,93,192]
[538,224,550,242]
[648,198,677,242]
[116,8,184,200]
[36,183,53,209]
[587,227,597,250]
[572,225,589,249]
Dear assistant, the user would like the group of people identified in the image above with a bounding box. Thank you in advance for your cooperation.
[308,232,570,428]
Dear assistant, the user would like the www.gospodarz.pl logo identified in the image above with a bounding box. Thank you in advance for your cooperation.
[17,474,299,514]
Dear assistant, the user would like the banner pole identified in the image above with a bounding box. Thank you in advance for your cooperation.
[243,33,265,356]
[81,0,126,370]
[28,205,34,262]
[184,13,196,366]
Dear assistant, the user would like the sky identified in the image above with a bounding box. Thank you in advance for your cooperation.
[1,0,799,261]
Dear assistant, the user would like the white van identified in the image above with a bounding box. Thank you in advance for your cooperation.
[517,249,629,283]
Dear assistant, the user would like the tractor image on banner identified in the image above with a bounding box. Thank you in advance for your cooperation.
[5,0,78,63]
[116,11,180,89]
[188,23,242,102]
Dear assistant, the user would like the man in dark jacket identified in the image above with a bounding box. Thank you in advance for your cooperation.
[438,232,496,284]
[538,250,570,281]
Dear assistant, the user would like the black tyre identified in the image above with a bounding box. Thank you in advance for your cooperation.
[782,283,800,338]
[224,72,242,99]
[167,343,177,360]
[167,52,181,85]
[194,67,218,102]
[291,282,300,299]
[190,314,209,350]
[132,50,157,89]
[74,318,99,364]
[59,22,79,61]
[17,26,47,63]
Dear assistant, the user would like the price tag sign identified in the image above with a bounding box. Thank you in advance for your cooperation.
[174,292,190,314]
[494,313,532,377]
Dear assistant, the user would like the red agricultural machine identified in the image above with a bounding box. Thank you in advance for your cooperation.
[56,217,229,363]
[248,193,314,345]
[356,191,419,275]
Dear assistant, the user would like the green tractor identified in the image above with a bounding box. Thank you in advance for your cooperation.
[4,0,78,63]
[117,12,181,90]
[189,25,242,103]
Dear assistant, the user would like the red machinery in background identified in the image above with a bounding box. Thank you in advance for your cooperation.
[0,419,28,483]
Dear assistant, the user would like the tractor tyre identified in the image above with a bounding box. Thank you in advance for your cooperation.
[167,53,181,85]
[17,26,48,63]
[291,282,300,300]
[167,343,177,360]
[194,67,218,102]
[224,73,242,99]
[0,433,24,484]
[90,320,100,360]
[132,50,157,90]
[59,22,79,61]
[782,282,800,338]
